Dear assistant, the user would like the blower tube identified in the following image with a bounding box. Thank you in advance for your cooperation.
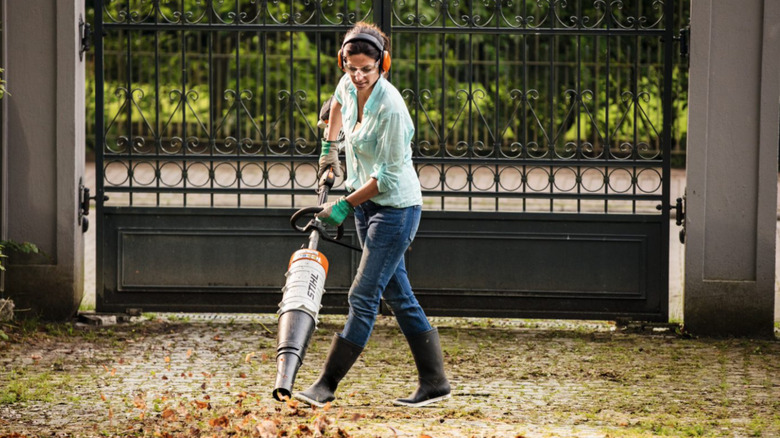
[272,248,328,401]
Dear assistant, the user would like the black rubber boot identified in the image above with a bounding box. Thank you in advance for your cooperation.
[294,334,363,407]
[394,327,451,407]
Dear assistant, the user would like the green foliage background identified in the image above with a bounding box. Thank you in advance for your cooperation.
[85,0,689,165]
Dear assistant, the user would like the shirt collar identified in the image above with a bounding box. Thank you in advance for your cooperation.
[346,75,386,115]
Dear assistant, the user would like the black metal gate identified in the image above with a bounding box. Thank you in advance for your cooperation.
[95,0,680,321]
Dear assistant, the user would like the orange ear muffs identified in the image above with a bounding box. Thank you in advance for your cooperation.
[338,32,391,73]
[380,50,391,73]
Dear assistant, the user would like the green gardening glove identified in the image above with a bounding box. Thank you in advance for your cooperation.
[315,196,353,226]
[318,140,342,178]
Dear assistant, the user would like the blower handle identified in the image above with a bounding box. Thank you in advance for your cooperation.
[290,206,344,241]
[290,166,361,251]
[317,165,336,205]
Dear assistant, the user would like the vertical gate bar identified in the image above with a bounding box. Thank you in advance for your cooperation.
[633,17,640,214]
[374,0,390,39]
[576,0,582,213]
[604,1,611,213]
[95,0,106,309]
[126,1,134,207]
[547,5,554,212]
[631,2,649,214]
[493,3,500,212]
[235,1,242,208]
[662,0,674,222]
[521,0,527,213]
[258,2,271,208]
[262,29,268,208]
[414,5,421,180]
[439,1,445,211]
[123,0,133,206]
[316,5,322,202]
[155,3,161,207]
[467,3,473,212]
[288,5,294,208]
[181,10,188,208]
[236,27,242,209]
[208,1,215,208]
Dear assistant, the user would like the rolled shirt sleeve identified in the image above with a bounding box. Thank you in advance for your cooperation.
[370,111,408,194]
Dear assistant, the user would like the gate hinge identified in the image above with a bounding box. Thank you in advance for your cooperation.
[79,178,108,233]
[79,14,93,61]
[674,25,690,58]
[656,195,686,244]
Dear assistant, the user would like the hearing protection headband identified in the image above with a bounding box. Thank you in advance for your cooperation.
[338,32,391,73]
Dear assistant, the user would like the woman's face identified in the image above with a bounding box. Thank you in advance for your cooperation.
[343,53,381,91]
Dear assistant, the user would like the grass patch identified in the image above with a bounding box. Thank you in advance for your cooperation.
[0,370,69,405]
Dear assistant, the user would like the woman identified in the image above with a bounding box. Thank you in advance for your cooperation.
[295,22,450,408]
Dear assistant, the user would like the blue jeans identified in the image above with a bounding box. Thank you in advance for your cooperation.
[340,201,431,347]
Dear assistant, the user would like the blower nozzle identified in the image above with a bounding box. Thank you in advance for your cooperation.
[272,249,328,401]
[273,309,315,401]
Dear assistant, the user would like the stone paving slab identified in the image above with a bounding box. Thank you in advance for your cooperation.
[1,314,779,437]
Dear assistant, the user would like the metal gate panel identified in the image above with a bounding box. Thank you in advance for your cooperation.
[94,1,679,321]
[409,212,665,320]
[99,208,360,313]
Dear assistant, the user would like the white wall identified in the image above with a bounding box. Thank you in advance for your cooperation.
[685,0,779,336]
[3,0,86,319]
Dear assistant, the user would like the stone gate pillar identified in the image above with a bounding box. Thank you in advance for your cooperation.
[2,0,86,320]
[685,0,779,336]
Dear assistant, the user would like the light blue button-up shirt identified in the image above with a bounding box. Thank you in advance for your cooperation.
[334,74,422,208]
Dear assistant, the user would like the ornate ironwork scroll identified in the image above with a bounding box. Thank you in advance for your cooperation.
[96,0,678,214]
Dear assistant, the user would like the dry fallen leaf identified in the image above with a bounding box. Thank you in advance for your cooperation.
[133,396,147,410]
[312,414,330,433]
[257,419,277,438]
[161,408,176,421]
[208,415,230,428]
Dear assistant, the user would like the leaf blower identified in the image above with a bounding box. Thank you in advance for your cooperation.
[272,162,361,402]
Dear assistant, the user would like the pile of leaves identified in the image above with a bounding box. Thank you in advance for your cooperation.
[125,395,352,437]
